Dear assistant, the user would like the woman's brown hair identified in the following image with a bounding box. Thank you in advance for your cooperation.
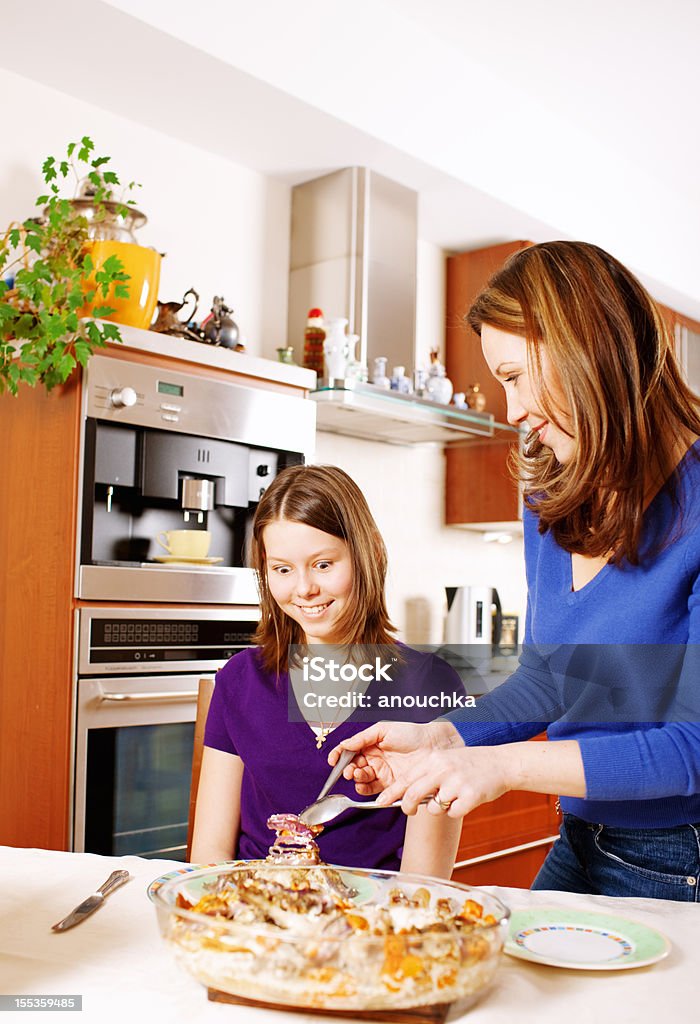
[468,240,700,563]
[250,464,396,673]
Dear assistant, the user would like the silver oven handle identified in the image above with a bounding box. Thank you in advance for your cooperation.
[99,690,199,703]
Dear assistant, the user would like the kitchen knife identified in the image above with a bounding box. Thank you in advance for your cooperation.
[51,869,130,932]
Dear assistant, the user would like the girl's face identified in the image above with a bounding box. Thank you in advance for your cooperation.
[481,324,576,464]
[263,519,354,645]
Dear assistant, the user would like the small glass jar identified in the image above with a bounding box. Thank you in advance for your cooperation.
[371,356,391,388]
[466,383,488,412]
[276,346,296,365]
[413,367,428,397]
[390,366,412,394]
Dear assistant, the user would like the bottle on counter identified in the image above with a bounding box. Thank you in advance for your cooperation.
[303,307,325,376]
[390,365,412,394]
[371,356,391,389]
[466,382,488,412]
[413,366,428,397]
[276,346,296,365]
[425,348,454,404]
[323,316,349,381]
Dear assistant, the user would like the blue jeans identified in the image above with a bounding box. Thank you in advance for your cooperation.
[532,814,700,901]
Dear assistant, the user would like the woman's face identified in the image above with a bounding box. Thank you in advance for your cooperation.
[263,519,354,645]
[481,325,576,464]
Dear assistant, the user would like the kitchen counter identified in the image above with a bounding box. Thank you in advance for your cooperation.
[108,323,317,390]
[430,646,521,696]
[1,845,694,1023]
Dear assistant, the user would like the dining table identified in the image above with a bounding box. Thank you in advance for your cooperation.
[0,844,696,1023]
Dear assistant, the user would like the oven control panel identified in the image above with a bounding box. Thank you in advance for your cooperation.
[83,355,314,456]
[77,607,259,675]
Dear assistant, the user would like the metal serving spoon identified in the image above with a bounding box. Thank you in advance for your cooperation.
[316,748,356,802]
[300,793,431,827]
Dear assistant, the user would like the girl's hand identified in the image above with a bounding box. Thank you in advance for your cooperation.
[327,720,462,795]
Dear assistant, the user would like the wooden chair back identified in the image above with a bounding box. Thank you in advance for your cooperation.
[186,676,215,862]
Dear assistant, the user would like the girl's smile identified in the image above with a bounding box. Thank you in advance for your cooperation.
[263,520,353,645]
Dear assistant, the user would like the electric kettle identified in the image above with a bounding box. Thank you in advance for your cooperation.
[445,586,502,646]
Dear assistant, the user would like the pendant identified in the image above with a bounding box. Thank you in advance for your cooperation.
[316,734,327,749]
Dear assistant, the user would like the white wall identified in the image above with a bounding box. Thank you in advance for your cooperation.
[312,432,527,644]
[0,68,290,359]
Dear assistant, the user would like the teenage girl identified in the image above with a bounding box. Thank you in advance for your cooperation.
[190,464,463,875]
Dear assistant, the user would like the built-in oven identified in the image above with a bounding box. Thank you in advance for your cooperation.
[69,354,315,860]
[73,606,259,860]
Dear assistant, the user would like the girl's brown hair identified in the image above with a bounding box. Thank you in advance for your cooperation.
[468,240,700,563]
[250,464,396,673]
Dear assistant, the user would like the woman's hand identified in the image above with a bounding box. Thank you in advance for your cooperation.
[377,739,587,818]
[327,720,463,795]
[377,745,511,817]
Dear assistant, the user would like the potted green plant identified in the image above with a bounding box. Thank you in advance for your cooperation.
[0,137,141,395]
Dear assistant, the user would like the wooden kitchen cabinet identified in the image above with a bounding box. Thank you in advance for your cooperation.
[445,437,521,528]
[658,303,700,394]
[445,241,531,527]
[445,241,530,420]
[451,790,560,888]
[451,735,560,889]
[0,376,82,852]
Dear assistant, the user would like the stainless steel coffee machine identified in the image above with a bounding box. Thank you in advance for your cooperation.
[76,354,315,604]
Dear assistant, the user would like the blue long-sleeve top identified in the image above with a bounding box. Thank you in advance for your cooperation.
[448,441,700,828]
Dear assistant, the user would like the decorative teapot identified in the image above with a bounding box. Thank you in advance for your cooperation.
[200,296,242,350]
[425,348,454,404]
[151,288,200,337]
[69,175,148,243]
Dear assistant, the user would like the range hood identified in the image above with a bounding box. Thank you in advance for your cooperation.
[288,167,417,375]
[288,167,509,445]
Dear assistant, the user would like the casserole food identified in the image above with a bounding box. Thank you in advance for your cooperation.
[149,862,509,1011]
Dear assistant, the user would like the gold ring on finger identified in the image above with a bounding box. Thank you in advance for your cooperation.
[431,794,453,811]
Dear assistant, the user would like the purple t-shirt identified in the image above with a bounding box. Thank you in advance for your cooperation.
[204,645,464,869]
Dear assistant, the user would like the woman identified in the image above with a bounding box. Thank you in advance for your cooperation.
[330,240,700,899]
[190,464,462,875]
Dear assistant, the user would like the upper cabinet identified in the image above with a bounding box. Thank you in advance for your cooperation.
[444,242,531,529]
[657,304,700,395]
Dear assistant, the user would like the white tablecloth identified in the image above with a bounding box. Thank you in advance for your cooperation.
[0,846,696,1023]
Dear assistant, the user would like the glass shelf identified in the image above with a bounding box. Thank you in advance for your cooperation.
[310,379,520,445]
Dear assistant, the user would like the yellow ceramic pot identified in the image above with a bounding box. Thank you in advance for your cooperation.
[82,240,162,330]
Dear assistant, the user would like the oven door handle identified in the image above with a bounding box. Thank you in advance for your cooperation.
[99,690,199,703]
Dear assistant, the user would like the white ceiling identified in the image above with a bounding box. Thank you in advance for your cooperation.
[393,0,700,206]
[3,0,700,318]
